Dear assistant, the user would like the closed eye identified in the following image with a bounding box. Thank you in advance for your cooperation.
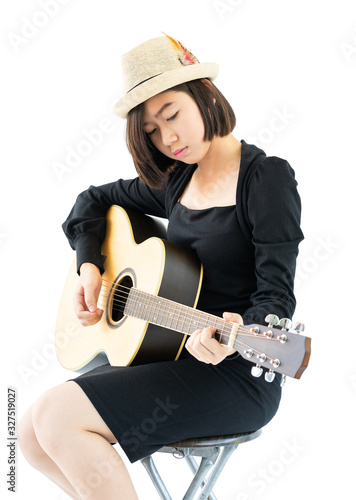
[146,111,178,136]
[168,111,178,121]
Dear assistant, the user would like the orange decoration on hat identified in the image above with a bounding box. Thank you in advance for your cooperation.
[162,32,200,66]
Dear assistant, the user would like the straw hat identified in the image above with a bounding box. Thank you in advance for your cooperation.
[113,33,219,119]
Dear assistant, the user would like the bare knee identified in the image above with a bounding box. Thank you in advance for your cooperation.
[31,382,116,454]
[27,381,117,461]
[18,384,72,465]
[18,407,48,470]
[30,383,74,457]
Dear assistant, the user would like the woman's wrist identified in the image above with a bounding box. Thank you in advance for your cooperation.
[79,262,101,275]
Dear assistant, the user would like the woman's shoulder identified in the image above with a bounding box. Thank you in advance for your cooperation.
[240,140,297,188]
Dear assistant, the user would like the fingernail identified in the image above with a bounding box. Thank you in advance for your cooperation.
[89,306,96,312]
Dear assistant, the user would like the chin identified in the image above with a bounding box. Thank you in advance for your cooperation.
[177,158,193,165]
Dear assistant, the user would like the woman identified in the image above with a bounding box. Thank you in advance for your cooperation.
[18,34,303,499]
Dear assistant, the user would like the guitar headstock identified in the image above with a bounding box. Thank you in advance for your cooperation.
[233,315,311,385]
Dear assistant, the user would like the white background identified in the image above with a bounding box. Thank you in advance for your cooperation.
[1,0,356,498]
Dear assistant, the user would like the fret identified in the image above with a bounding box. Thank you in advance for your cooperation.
[154,297,164,326]
[148,294,157,324]
[136,291,144,318]
[214,316,223,343]
[168,303,175,330]
[146,290,157,323]
[174,303,181,332]
[140,290,157,323]
[180,309,193,335]
[199,310,212,330]
[172,302,188,333]
[141,299,149,322]
[171,304,179,331]
[128,289,145,320]
[219,322,231,347]
[124,288,234,345]
[204,313,215,330]
[123,289,134,316]
[189,314,200,332]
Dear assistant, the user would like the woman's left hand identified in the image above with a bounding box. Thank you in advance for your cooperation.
[185,312,243,365]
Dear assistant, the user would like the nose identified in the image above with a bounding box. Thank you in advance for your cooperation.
[160,125,178,147]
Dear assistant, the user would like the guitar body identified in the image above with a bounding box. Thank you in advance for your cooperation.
[55,205,203,372]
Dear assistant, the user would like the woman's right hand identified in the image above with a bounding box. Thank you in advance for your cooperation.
[73,262,104,326]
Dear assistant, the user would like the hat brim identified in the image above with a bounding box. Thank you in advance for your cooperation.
[113,62,219,119]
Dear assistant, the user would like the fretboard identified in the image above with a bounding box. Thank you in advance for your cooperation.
[124,287,232,347]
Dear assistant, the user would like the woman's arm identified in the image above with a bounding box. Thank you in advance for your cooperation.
[62,177,168,325]
[188,158,303,364]
[62,177,168,274]
[242,157,304,325]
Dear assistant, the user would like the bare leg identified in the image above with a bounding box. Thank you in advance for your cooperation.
[19,382,138,499]
[18,406,81,500]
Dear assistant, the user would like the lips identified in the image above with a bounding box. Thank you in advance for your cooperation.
[172,147,187,158]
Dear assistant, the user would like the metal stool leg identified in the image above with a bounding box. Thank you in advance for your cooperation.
[182,449,219,500]
[141,431,262,500]
[198,445,238,499]
[184,455,218,500]
[140,455,172,500]
[185,455,198,475]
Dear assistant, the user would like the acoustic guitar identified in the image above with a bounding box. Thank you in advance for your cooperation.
[55,205,311,383]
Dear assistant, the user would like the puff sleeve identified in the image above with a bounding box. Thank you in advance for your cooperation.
[241,157,304,325]
[62,178,167,273]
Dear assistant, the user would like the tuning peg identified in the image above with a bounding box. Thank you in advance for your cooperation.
[292,322,305,334]
[277,333,288,344]
[278,318,292,331]
[265,370,275,383]
[251,364,263,378]
[280,374,287,388]
[265,314,279,327]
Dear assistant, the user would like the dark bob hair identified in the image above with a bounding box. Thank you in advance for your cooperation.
[126,79,236,189]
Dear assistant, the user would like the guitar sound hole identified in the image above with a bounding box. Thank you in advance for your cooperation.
[111,275,133,322]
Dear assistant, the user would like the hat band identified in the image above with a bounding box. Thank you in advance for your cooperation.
[126,72,163,94]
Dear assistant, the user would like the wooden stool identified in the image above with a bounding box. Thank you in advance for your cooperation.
[140,429,262,499]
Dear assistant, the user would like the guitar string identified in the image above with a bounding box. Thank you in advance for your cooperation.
[95,280,284,344]
[98,279,282,340]
[96,282,283,364]
[98,288,268,341]
[97,291,276,363]
[97,294,277,365]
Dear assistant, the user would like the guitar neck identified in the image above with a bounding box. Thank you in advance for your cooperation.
[124,287,231,347]
[124,287,311,380]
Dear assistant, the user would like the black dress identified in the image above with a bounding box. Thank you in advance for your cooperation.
[63,141,303,462]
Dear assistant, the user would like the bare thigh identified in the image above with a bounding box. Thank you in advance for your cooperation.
[32,381,118,445]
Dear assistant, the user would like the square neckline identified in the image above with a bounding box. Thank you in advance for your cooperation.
[177,200,236,212]
[176,153,240,211]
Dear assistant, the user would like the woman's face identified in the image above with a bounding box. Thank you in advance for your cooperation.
[142,90,209,164]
